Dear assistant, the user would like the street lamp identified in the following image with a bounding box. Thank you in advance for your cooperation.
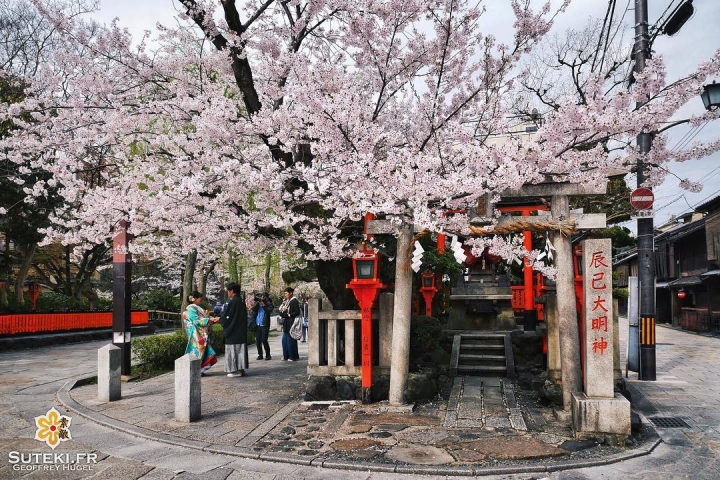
[700,82,720,110]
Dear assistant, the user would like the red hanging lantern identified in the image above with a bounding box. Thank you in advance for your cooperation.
[677,290,686,299]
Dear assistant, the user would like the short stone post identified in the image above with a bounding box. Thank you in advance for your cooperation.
[572,239,630,441]
[175,354,201,422]
[98,344,121,402]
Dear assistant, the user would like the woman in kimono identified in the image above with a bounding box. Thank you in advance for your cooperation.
[184,291,218,375]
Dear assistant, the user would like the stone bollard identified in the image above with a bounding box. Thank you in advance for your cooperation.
[175,354,201,422]
[98,344,121,402]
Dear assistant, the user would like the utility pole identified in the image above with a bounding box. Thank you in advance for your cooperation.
[634,0,656,381]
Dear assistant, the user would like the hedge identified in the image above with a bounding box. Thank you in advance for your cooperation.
[132,324,255,372]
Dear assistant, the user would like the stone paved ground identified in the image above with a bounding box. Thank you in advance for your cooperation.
[65,332,643,472]
[2,318,720,478]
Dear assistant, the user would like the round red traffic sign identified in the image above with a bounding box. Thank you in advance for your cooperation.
[630,188,654,210]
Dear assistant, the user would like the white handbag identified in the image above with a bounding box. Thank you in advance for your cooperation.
[289,317,303,340]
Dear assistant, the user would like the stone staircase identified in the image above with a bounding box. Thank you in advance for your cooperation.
[450,332,515,379]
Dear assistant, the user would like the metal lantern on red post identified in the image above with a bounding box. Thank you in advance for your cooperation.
[419,270,437,317]
[346,245,385,404]
[26,281,41,310]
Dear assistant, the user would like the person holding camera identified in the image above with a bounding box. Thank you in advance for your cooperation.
[253,293,273,360]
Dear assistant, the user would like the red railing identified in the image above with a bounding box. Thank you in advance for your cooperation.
[0,311,149,335]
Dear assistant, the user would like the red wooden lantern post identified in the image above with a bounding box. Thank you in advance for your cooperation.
[27,281,41,311]
[346,245,385,404]
[419,270,437,317]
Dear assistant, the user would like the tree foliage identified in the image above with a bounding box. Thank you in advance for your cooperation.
[0,0,718,292]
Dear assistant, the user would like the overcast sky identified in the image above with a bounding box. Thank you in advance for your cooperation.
[94,0,720,230]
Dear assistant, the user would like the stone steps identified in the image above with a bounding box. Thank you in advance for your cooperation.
[450,332,514,379]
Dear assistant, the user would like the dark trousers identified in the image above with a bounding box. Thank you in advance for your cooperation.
[256,324,271,358]
[281,332,299,360]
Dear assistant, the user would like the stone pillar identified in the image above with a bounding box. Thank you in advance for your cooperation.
[389,225,413,404]
[613,298,621,381]
[545,295,561,382]
[345,319,356,367]
[308,298,320,368]
[581,239,614,398]
[552,195,582,409]
[572,239,630,439]
[379,293,394,368]
[98,344,121,402]
[327,319,337,367]
[175,354,201,422]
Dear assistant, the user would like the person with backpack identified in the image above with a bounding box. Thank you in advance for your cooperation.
[254,293,273,360]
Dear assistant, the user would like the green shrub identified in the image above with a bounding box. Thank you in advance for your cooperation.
[132,329,187,371]
[208,323,225,355]
[612,288,629,299]
[136,289,181,312]
[208,323,256,355]
[35,292,88,312]
[410,315,443,364]
[132,325,256,372]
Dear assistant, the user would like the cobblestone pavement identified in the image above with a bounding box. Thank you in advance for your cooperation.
[1,319,720,478]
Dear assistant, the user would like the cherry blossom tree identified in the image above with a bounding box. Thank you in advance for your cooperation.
[1,0,720,398]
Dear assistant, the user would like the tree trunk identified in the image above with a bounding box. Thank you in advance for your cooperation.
[0,282,7,308]
[389,225,413,404]
[14,242,37,305]
[219,275,226,303]
[199,260,216,298]
[264,252,272,293]
[65,245,71,295]
[81,279,99,310]
[180,249,197,312]
[315,258,358,310]
[228,249,239,284]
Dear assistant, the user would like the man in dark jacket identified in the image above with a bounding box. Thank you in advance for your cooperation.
[218,283,248,377]
[253,293,273,360]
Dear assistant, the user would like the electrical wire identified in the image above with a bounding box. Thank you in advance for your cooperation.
[671,121,709,152]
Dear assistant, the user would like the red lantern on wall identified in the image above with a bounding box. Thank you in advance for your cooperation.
[677,289,686,299]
